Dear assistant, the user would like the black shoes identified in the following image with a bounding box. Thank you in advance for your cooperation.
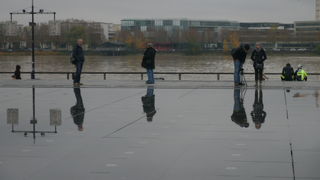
[235,82,245,86]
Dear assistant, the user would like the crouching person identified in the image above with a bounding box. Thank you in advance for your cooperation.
[281,63,294,81]
[294,64,308,81]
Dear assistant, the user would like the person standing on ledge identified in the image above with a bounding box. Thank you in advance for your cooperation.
[141,43,157,84]
[231,44,250,86]
[72,39,85,86]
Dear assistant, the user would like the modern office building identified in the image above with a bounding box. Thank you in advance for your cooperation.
[240,22,293,30]
[294,21,320,32]
[121,19,240,32]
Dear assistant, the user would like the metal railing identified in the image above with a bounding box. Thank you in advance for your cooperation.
[1,71,320,80]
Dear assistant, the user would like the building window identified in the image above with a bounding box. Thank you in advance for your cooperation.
[140,26,147,32]
[155,20,163,26]
[173,20,180,26]
[122,20,134,26]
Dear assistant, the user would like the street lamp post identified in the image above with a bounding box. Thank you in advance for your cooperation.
[10,0,56,79]
[7,86,61,144]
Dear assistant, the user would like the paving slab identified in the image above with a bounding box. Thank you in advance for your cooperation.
[0,83,319,180]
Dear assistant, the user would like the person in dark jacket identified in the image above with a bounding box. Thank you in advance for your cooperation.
[72,39,85,86]
[251,44,267,84]
[281,63,294,81]
[231,87,249,128]
[70,88,85,131]
[141,86,156,122]
[141,43,157,84]
[232,44,250,86]
[12,65,21,80]
[251,87,266,129]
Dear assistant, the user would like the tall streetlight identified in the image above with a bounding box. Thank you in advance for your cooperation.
[7,86,62,144]
[10,0,56,79]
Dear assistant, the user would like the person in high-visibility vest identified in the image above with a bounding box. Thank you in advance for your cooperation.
[294,64,308,81]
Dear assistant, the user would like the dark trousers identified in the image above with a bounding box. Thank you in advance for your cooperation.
[74,62,83,83]
[254,67,263,82]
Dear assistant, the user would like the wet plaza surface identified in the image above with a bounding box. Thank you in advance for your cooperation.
[0,86,320,180]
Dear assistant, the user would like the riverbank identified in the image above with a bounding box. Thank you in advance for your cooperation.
[0,50,319,57]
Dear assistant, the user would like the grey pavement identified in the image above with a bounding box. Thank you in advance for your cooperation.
[0,81,319,180]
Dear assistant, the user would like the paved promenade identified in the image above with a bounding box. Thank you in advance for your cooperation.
[0,80,319,180]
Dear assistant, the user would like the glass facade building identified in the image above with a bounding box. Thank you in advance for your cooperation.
[121,19,240,32]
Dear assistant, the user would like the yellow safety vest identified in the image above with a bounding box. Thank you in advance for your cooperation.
[297,69,308,81]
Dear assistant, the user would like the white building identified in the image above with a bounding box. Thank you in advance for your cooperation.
[316,0,320,20]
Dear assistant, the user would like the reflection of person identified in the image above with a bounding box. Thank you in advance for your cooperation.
[251,43,267,84]
[231,44,250,86]
[12,65,21,80]
[251,88,266,129]
[141,43,157,84]
[72,39,85,86]
[141,86,156,122]
[231,88,249,128]
[70,88,85,131]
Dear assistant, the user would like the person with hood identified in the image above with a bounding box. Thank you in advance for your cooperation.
[250,87,266,130]
[281,63,295,81]
[141,43,157,84]
[294,64,308,81]
[231,44,250,86]
[231,87,249,128]
[251,43,267,84]
[141,86,156,122]
[12,65,21,80]
[70,88,85,131]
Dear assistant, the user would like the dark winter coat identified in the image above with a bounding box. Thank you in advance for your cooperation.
[231,104,248,128]
[142,95,156,116]
[70,88,85,128]
[72,45,85,63]
[282,65,294,81]
[232,47,248,63]
[141,47,156,69]
[251,48,267,67]
[250,89,266,126]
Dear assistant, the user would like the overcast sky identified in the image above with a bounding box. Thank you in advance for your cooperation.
[0,0,316,24]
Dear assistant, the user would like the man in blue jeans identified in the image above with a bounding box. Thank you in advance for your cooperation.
[231,44,250,86]
[72,39,85,86]
[141,43,157,84]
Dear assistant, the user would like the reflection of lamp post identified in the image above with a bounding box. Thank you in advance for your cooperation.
[6,87,61,143]
[10,0,56,79]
